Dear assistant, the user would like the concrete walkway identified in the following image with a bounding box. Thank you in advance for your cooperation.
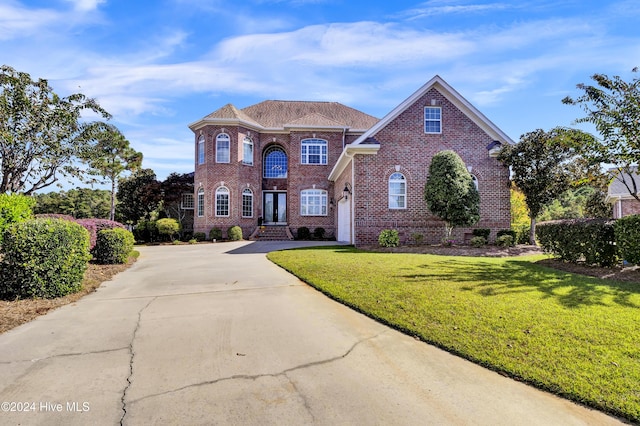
[0,241,625,425]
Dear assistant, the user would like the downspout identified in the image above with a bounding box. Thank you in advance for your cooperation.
[346,150,355,245]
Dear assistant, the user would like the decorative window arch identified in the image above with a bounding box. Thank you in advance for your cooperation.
[301,189,327,216]
[197,188,205,217]
[215,187,230,216]
[389,172,406,209]
[263,146,288,178]
[197,135,205,165]
[243,137,253,165]
[216,133,230,163]
[242,188,253,218]
[301,138,327,165]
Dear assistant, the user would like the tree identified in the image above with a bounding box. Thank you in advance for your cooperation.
[498,128,588,244]
[161,172,194,235]
[0,65,110,194]
[562,68,640,202]
[116,168,162,224]
[156,218,180,241]
[424,150,480,241]
[33,188,111,219]
[81,123,142,221]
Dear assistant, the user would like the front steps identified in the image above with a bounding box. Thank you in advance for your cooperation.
[249,225,294,241]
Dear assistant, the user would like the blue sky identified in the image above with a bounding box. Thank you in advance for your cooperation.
[2,0,639,188]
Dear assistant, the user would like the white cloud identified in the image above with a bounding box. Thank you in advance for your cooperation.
[64,0,106,12]
[0,1,59,40]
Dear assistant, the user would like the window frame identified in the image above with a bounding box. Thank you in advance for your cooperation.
[300,189,328,216]
[216,133,231,163]
[242,188,253,218]
[424,106,442,134]
[388,172,407,209]
[197,135,205,165]
[181,193,194,210]
[301,138,328,165]
[263,146,288,178]
[215,186,230,217]
[197,188,205,217]
[242,137,254,165]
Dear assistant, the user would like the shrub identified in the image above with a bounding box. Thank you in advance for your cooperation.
[497,229,517,240]
[378,229,400,248]
[411,233,424,245]
[536,219,619,266]
[193,232,206,242]
[76,218,126,250]
[472,228,491,240]
[209,227,222,241]
[470,236,487,247]
[313,227,326,239]
[297,227,311,240]
[133,219,158,243]
[93,228,135,264]
[614,214,640,264]
[495,235,513,247]
[0,218,90,299]
[188,239,198,244]
[0,194,35,247]
[227,225,243,241]
[157,218,180,241]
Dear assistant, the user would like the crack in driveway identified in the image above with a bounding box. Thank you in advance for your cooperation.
[120,297,156,426]
[128,331,386,406]
[0,347,129,365]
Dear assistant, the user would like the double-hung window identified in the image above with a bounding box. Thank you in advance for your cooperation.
[300,189,327,216]
[216,133,230,163]
[301,139,327,165]
[424,107,442,134]
[181,193,194,210]
[197,135,205,165]
[242,189,253,217]
[215,187,230,216]
[389,172,406,209]
[243,137,253,165]
[197,188,205,217]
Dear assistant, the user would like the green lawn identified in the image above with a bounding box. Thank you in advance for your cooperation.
[267,246,640,423]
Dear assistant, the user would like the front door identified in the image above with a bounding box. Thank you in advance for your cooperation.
[263,192,287,224]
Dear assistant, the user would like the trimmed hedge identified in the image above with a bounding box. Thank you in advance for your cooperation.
[0,218,91,299]
[472,228,490,240]
[313,227,326,239]
[0,194,35,246]
[536,219,619,267]
[227,225,243,241]
[614,214,640,264]
[75,218,126,250]
[378,229,400,248]
[93,228,135,264]
[297,227,311,240]
[209,227,222,241]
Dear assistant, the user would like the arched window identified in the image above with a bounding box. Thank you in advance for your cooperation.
[197,188,205,217]
[242,188,253,218]
[263,146,288,178]
[216,133,230,163]
[389,172,406,209]
[243,137,253,165]
[197,135,205,165]
[301,189,327,216]
[301,138,327,164]
[215,187,230,216]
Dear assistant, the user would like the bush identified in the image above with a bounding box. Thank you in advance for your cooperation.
[209,227,222,241]
[497,229,517,240]
[378,229,400,248]
[470,236,487,247]
[472,228,491,240]
[93,228,135,264]
[157,218,180,241]
[133,219,158,243]
[495,235,513,247]
[536,219,619,267]
[188,239,198,244]
[227,225,243,241]
[193,232,206,242]
[297,227,311,240]
[0,194,35,247]
[614,214,640,264]
[0,218,91,299]
[76,218,126,250]
[313,227,326,239]
[411,233,424,245]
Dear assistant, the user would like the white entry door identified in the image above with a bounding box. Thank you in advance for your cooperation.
[337,198,351,243]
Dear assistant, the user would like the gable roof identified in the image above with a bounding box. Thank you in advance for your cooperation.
[351,75,515,146]
[607,168,640,199]
[189,100,379,132]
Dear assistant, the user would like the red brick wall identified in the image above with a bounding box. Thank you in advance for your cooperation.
[352,88,511,245]
[614,199,640,218]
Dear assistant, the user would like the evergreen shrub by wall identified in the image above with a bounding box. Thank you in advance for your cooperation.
[0,218,91,299]
[472,228,490,240]
[614,214,640,264]
[209,227,222,241]
[378,229,400,247]
[93,228,135,264]
[536,219,618,266]
[227,225,243,241]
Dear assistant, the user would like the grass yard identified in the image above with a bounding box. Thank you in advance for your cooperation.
[267,246,640,423]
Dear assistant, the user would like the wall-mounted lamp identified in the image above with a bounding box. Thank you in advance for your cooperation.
[343,183,352,200]
[329,198,335,209]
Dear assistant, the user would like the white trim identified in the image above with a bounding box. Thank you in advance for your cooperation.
[328,144,380,181]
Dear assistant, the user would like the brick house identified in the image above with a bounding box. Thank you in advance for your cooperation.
[189,75,513,245]
[606,169,640,218]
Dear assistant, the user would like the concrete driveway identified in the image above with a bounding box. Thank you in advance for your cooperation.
[0,241,625,425]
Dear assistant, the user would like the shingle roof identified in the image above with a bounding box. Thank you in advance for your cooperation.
[203,103,261,127]
[240,100,379,129]
[608,169,640,197]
